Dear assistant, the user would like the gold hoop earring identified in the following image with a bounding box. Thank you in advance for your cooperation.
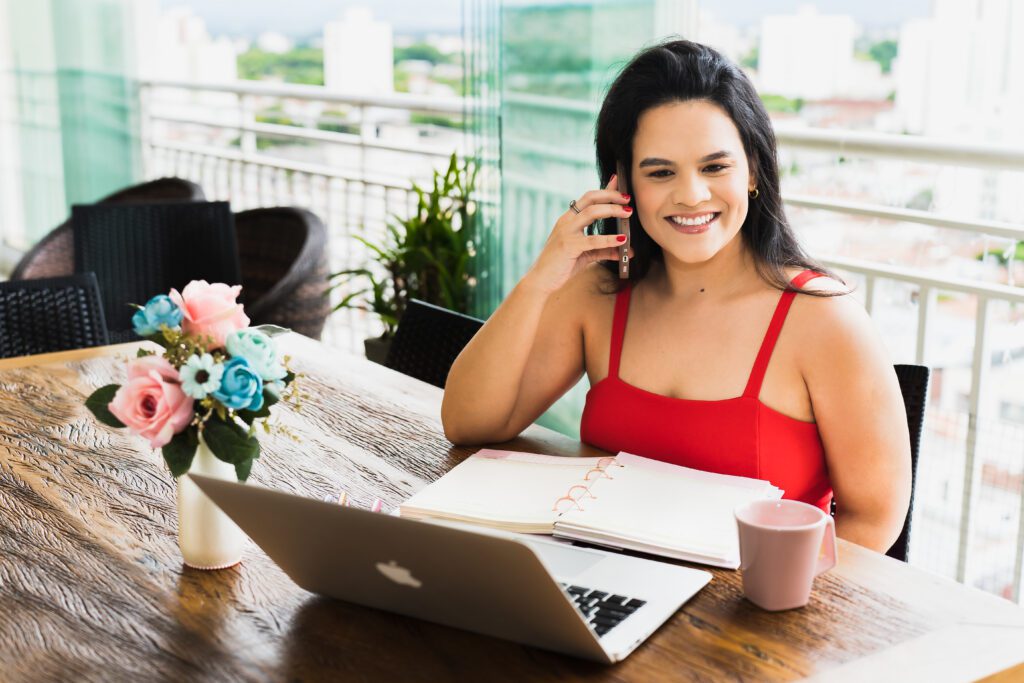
[749,188,759,199]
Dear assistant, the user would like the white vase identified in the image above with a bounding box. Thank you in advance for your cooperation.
[176,435,246,570]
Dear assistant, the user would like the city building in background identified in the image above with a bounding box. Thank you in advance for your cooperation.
[324,8,394,95]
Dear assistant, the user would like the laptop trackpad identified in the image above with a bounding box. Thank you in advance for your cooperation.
[526,540,607,580]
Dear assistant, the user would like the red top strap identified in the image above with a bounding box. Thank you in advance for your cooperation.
[607,284,633,379]
[743,269,823,399]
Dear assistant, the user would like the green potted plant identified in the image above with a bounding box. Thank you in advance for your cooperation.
[329,152,478,363]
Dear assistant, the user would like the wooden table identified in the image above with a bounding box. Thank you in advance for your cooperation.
[2,335,1023,682]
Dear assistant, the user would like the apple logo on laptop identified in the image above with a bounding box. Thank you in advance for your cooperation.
[376,560,422,588]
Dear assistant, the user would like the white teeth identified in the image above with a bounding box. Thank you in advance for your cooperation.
[669,213,716,226]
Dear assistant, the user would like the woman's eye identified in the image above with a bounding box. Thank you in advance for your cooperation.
[648,169,673,178]
[703,164,727,173]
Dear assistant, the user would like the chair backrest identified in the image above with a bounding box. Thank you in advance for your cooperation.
[234,207,330,339]
[886,364,930,562]
[10,177,205,282]
[0,273,109,359]
[72,201,241,341]
[384,300,484,389]
[101,177,205,204]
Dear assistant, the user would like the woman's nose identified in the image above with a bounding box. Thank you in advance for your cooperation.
[672,174,712,206]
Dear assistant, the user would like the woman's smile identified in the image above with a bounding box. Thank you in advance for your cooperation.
[665,211,721,234]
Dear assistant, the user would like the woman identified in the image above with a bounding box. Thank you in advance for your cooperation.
[441,40,910,553]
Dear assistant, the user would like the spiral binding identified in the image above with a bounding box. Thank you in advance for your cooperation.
[551,456,624,513]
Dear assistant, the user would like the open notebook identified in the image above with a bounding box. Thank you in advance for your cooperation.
[399,450,782,569]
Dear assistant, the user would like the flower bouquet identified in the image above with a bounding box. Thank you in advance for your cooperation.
[84,280,299,569]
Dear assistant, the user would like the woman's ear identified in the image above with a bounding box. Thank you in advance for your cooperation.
[747,159,758,193]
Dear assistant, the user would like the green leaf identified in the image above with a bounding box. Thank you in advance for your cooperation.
[237,395,272,424]
[85,385,126,428]
[234,458,254,483]
[328,267,374,280]
[331,288,371,311]
[136,348,155,358]
[163,428,199,477]
[203,416,260,465]
[250,324,291,338]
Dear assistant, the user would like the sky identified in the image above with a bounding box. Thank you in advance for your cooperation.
[157,0,463,36]
[157,0,934,37]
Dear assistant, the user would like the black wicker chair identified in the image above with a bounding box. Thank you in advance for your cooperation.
[10,177,205,281]
[0,273,109,359]
[234,207,330,339]
[832,364,930,562]
[885,364,930,562]
[72,201,241,342]
[384,300,484,389]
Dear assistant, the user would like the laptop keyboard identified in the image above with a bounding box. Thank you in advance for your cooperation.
[561,583,647,638]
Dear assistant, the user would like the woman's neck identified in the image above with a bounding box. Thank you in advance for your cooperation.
[650,236,760,303]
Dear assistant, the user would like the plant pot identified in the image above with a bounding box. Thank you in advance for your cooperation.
[364,335,393,365]
[176,435,245,570]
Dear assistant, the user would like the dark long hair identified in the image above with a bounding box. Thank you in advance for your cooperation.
[595,39,835,293]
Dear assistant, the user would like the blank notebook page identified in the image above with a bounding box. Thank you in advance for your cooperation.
[401,450,607,526]
[559,452,781,558]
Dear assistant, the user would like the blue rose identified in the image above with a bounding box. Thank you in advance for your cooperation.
[132,294,184,337]
[225,329,287,381]
[211,357,264,412]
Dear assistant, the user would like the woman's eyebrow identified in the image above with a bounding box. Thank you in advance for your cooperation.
[637,150,733,168]
[698,150,733,163]
[638,157,674,168]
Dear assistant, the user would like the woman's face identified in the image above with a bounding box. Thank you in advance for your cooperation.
[631,100,755,267]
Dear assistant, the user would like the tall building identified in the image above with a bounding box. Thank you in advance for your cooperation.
[894,0,1024,222]
[150,6,237,83]
[758,5,858,99]
[895,0,1024,142]
[323,8,393,95]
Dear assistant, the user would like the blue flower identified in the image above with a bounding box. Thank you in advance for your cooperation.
[179,353,224,399]
[225,329,287,381]
[211,357,264,412]
[132,294,184,337]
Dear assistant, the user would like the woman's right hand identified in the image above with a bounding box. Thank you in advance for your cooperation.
[523,174,635,294]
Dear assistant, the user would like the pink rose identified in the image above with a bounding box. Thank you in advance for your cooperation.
[169,280,249,348]
[108,355,194,449]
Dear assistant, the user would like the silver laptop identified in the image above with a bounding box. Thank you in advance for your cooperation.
[189,474,711,664]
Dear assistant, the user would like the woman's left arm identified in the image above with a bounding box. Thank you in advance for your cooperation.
[797,290,912,553]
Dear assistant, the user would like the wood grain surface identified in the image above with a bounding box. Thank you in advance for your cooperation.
[1,337,1022,683]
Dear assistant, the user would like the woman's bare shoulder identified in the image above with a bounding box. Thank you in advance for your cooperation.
[787,276,891,379]
[790,275,870,333]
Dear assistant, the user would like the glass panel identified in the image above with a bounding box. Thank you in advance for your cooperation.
[466,0,692,437]
[0,0,141,254]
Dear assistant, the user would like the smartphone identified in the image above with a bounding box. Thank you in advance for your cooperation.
[615,162,630,279]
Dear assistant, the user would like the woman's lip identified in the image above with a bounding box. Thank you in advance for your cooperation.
[666,213,720,234]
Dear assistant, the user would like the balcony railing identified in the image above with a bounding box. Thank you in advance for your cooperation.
[138,79,1024,604]
[138,78,470,351]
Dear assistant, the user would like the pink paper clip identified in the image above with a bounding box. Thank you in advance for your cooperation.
[370,498,383,514]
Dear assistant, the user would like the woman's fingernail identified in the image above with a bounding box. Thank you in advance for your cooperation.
[610,173,617,182]
[621,193,631,201]
[623,206,633,213]
[616,235,627,243]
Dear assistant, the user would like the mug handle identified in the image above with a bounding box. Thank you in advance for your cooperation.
[816,515,838,575]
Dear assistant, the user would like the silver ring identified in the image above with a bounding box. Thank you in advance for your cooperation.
[569,199,582,214]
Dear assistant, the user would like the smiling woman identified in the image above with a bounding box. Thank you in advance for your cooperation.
[441,40,912,555]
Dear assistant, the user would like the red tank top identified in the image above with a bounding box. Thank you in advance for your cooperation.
[580,270,832,512]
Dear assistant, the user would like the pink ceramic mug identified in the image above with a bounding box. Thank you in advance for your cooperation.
[734,499,838,611]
